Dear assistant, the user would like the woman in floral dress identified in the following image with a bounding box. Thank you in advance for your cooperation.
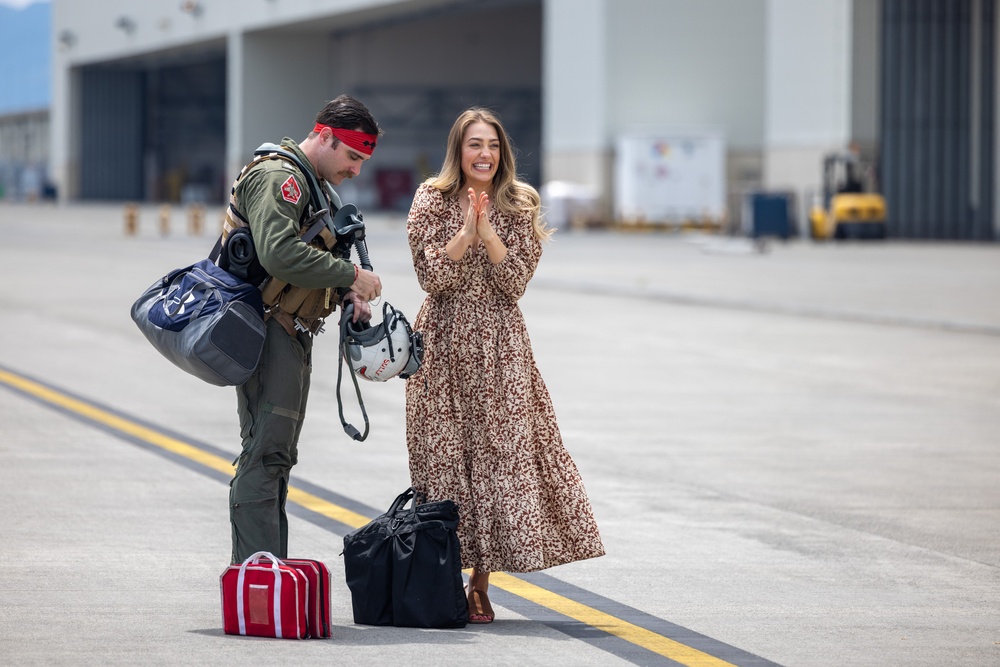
[405,108,605,624]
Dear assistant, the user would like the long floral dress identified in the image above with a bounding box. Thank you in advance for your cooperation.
[404,183,605,573]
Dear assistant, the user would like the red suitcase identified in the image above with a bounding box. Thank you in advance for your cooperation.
[282,558,332,638]
[220,551,308,639]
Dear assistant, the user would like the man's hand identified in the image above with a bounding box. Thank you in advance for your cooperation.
[350,267,382,303]
[342,291,372,323]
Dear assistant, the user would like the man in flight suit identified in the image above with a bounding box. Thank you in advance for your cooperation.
[228,95,382,563]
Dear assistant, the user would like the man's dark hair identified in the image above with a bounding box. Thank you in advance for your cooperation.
[315,95,381,137]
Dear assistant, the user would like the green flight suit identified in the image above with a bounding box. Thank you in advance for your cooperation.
[229,138,355,564]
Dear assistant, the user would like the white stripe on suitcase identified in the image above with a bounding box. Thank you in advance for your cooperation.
[235,551,285,637]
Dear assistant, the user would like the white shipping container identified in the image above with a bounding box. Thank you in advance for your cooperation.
[614,132,725,224]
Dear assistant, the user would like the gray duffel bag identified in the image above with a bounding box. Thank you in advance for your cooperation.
[130,258,265,386]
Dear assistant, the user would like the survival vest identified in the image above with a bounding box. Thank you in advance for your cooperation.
[222,144,349,335]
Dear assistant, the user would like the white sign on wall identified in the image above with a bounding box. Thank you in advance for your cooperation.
[614,132,726,223]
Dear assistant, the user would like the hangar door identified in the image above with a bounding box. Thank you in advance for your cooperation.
[328,0,542,212]
[80,68,143,200]
[880,0,995,240]
[79,53,226,203]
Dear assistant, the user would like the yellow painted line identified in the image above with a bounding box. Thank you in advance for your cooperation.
[0,367,737,667]
[490,572,735,666]
[0,369,236,476]
[0,368,374,529]
[286,486,371,529]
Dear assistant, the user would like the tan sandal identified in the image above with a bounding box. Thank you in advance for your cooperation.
[466,586,495,624]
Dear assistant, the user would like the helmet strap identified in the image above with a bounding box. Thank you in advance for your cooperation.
[336,302,370,442]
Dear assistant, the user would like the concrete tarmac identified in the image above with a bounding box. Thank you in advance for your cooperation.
[0,202,997,666]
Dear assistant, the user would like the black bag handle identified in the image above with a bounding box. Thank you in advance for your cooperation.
[387,488,415,517]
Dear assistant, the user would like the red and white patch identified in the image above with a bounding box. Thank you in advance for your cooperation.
[280,175,302,204]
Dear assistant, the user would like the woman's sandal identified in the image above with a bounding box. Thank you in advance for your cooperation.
[467,586,495,624]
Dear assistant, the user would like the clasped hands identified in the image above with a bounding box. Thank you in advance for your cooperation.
[445,188,507,263]
[462,188,496,243]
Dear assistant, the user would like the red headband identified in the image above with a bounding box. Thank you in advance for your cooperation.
[313,123,377,155]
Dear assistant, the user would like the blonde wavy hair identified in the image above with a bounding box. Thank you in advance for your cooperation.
[426,107,552,242]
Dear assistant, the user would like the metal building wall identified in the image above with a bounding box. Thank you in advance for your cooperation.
[80,68,144,201]
[0,110,50,200]
[60,1,539,207]
[881,0,995,240]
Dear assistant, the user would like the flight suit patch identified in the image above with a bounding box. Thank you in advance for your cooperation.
[280,175,302,204]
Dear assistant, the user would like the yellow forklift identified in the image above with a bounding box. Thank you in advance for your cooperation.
[809,151,887,240]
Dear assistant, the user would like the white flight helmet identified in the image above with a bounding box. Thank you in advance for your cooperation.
[340,302,423,382]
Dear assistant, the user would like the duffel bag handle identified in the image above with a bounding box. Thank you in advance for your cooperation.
[236,551,285,638]
[160,263,194,288]
[387,488,415,517]
[161,275,220,318]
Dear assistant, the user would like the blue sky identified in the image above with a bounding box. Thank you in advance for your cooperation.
[0,0,48,8]
[0,0,51,114]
